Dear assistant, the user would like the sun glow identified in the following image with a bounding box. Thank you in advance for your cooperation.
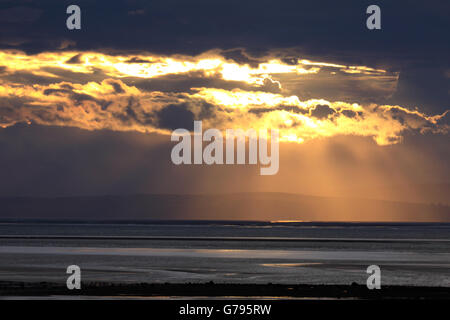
[0,49,447,146]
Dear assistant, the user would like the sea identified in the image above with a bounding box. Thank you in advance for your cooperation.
[0,221,449,287]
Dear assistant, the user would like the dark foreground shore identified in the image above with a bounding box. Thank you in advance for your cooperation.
[1,281,449,299]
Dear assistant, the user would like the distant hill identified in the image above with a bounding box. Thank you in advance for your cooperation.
[334,183,450,206]
[0,193,448,222]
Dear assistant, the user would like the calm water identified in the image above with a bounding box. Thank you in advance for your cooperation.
[0,221,449,287]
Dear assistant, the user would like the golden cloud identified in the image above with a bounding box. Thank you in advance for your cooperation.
[0,50,447,145]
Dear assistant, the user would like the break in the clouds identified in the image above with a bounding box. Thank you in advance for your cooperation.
[0,50,448,145]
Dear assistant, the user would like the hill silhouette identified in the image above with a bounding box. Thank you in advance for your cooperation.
[0,193,448,222]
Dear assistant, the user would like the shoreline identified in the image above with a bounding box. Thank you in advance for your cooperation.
[1,281,449,299]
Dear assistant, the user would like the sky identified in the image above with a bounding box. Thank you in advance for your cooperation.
[0,0,448,214]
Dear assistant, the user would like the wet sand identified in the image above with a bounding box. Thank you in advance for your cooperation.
[1,281,449,299]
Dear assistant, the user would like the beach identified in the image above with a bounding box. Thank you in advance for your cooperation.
[0,221,449,299]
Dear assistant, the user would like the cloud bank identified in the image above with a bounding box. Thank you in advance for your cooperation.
[0,50,448,145]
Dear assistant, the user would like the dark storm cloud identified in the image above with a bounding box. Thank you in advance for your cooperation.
[156,104,195,130]
[0,6,43,23]
[310,104,336,119]
[0,0,448,114]
[1,0,447,63]
[389,67,450,115]
[127,9,145,16]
